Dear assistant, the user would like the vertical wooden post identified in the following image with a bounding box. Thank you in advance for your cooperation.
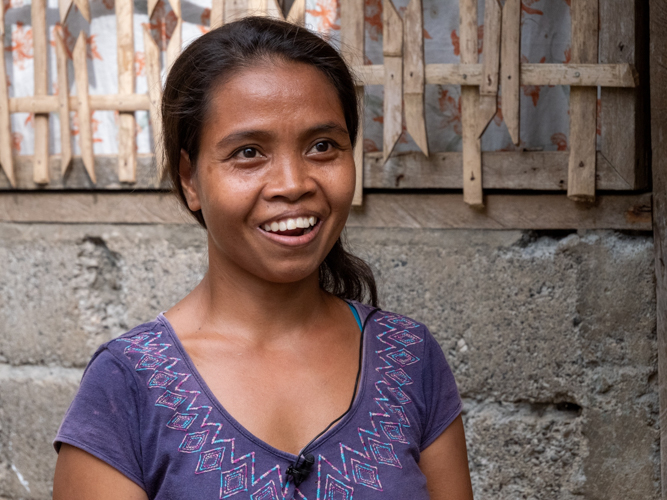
[567,0,598,202]
[341,0,365,205]
[73,33,95,183]
[476,0,501,138]
[460,0,483,206]
[382,0,403,164]
[116,0,137,182]
[649,2,667,498]
[73,0,91,22]
[32,0,49,184]
[58,0,73,22]
[500,0,520,145]
[285,0,305,24]
[225,0,248,22]
[211,0,225,28]
[143,25,164,180]
[166,0,182,68]
[0,3,14,186]
[403,0,428,157]
[55,29,72,174]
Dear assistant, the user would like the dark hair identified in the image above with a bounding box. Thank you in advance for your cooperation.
[161,16,378,307]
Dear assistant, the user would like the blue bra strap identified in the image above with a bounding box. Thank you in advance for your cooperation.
[347,303,363,331]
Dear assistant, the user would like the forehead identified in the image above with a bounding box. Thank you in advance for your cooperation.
[204,61,346,131]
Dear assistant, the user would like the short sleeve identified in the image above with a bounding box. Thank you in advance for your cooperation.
[54,347,145,489]
[419,329,462,451]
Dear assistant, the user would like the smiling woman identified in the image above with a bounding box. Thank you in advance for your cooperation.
[51,17,473,500]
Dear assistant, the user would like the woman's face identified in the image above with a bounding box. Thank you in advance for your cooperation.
[180,60,356,285]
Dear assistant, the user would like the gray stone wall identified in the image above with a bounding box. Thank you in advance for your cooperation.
[0,222,658,499]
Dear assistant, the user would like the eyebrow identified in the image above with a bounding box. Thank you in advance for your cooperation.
[214,122,350,151]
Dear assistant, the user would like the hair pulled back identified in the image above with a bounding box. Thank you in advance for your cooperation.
[162,16,378,307]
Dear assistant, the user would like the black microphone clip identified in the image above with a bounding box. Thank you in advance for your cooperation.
[286,453,314,486]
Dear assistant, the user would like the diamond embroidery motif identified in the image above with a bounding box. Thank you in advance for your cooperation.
[166,412,198,431]
[387,317,418,328]
[388,330,423,347]
[221,464,248,498]
[155,390,187,410]
[179,430,209,453]
[385,369,413,386]
[324,474,354,500]
[250,480,280,500]
[196,447,225,474]
[351,459,382,490]
[387,405,410,427]
[368,439,402,468]
[386,349,420,367]
[148,370,178,389]
[136,354,166,370]
[387,386,411,404]
[380,421,408,443]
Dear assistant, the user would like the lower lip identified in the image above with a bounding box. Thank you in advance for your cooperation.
[258,219,323,247]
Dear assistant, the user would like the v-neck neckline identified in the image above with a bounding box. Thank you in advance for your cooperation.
[155,300,374,462]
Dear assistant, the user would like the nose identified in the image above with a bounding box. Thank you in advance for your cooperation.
[263,151,317,202]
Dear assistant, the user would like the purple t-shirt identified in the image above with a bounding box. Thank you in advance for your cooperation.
[55,302,461,499]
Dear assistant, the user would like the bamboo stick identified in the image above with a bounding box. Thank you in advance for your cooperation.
[340,0,365,205]
[382,0,403,164]
[460,0,483,207]
[211,0,225,28]
[9,94,151,113]
[73,32,95,183]
[567,0,599,202]
[116,0,136,182]
[403,0,428,156]
[285,0,305,24]
[143,25,164,180]
[55,30,72,174]
[166,0,182,68]
[0,2,14,187]
[500,0,521,145]
[32,0,49,184]
[476,0,501,138]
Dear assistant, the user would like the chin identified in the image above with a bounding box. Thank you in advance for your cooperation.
[256,263,321,285]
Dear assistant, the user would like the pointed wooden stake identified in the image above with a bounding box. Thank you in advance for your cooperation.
[58,0,73,22]
[55,29,72,175]
[403,0,428,156]
[286,0,305,24]
[477,0,502,138]
[567,0,598,202]
[500,0,521,145]
[73,32,95,183]
[382,0,403,164]
[166,0,182,69]
[73,0,91,22]
[460,0,483,206]
[143,25,164,181]
[148,0,160,19]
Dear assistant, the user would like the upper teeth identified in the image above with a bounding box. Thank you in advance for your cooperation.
[263,216,317,232]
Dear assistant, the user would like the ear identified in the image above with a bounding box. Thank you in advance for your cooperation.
[179,149,202,212]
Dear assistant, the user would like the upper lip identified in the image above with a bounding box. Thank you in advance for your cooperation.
[259,210,323,226]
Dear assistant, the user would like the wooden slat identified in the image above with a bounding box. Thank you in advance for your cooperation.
[0,3,14,187]
[649,1,667,497]
[166,0,182,68]
[148,0,160,18]
[116,0,136,183]
[340,0,365,205]
[599,0,649,190]
[567,0,599,202]
[10,94,152,113]
[403,0,428,156]
[210,0,224,28]
[58,0,73,22]
[285,0,305,24]
[0,151,634,191]
[0,192,651,230]
[73,0,90,22]
[32,0,49,185]
[143,26,164,181]
[477,0,501,138]
[55,30,72,175]
[225,0,248,22]
[73,33,95,183]
[354,63,637,87]
[382,0,403,164]
[362,151,632,191]
[500,0,520,145]
[460,0,482,206]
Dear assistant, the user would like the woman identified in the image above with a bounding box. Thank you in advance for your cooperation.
[53,17,473,500]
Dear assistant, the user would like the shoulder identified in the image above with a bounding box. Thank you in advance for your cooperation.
[350,301,438,347]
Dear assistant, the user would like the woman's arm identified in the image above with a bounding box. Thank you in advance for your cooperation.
[53,444,148,500]
[419,414,474,500]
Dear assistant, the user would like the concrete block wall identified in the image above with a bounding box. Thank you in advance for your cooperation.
[0,223,658,498]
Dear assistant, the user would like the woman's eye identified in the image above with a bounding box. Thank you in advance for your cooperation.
[313,141,332,153]
[240,147,258,158]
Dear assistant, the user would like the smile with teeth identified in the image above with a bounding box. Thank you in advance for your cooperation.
[262,216,318,235]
